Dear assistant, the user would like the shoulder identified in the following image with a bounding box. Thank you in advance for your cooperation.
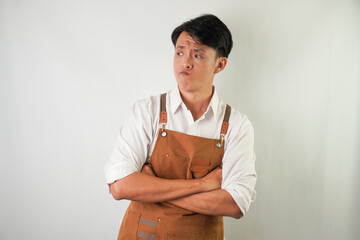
[123,93,163,141]
[223,104,254,145]
[217,96,253,130]
[229,107,253,131]
[131,93,162,120]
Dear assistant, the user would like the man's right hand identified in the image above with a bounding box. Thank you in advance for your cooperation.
[141,164,156,176]
[200,167,222,192]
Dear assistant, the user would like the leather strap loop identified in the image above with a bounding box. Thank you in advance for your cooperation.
[160,93,167,124]
[220,104,231,135]
[193,160,211,167]
[191,166,209,174]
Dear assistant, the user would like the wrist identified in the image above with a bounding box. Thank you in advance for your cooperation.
[197,178,209,192]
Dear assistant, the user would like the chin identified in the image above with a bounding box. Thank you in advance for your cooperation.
[178,87,198,95]
[177,80,190,90]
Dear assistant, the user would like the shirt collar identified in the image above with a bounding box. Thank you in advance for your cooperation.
[169,86,220,119]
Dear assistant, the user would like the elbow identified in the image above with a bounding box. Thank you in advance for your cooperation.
[231,209,243,219]
[229,205,243,219]
[109,172,139,201]
[111,192,122,201]
[109,181,125,201]
[220,201,243,219]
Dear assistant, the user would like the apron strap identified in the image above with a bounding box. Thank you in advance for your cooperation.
[160,93,167,124]
[220,104,231,135]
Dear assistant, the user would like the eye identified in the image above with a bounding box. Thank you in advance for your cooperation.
[177,52,184,56]
[194,54,203,59]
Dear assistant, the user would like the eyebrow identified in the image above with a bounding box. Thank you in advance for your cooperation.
[193,48,205,53]
[176,45,205,52]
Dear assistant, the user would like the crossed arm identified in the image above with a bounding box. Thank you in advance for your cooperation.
[109,164,243,219]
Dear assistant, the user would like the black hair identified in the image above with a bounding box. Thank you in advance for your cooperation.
[171,14,233,58]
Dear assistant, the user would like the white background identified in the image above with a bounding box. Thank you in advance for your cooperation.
[1,0,359,239]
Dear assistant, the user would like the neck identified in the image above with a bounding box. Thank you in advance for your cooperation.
[179,86,214,121]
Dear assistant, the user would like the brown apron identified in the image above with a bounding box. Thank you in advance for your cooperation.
[117,93,231,240]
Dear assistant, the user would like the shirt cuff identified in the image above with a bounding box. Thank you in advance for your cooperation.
[105,163,137,185]
[224,185,256,216]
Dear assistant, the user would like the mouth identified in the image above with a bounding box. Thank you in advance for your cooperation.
[179,71,190,76]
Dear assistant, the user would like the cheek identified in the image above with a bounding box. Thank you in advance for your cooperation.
[173,57,180,69]
[201,62,215,74]
[173,60,177,72]
[206,60,218,73]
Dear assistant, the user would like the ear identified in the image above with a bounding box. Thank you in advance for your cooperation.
[214,57,228,74]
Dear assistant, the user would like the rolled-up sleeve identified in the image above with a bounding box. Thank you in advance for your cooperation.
[222,113,257,216]
[104,100,154,185]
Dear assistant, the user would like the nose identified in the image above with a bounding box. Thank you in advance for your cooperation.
[183,55,193,70]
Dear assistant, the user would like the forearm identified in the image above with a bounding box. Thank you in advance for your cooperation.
[168,189,243,219]
[109,172,215,203]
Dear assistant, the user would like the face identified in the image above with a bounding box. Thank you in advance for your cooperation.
[173,31,227,95]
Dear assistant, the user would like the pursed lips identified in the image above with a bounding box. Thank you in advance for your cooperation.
[179,71,190,76]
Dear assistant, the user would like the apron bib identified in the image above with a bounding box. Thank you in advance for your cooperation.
[118,93,231,240]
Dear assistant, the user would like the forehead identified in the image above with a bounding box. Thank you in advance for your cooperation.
[176,31,208,49]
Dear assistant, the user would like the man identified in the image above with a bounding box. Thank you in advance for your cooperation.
[105,14,256,240]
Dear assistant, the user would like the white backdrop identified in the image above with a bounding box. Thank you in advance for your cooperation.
[1,0,359,239]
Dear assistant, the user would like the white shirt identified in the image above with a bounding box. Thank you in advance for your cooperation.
[104,87,257,215]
